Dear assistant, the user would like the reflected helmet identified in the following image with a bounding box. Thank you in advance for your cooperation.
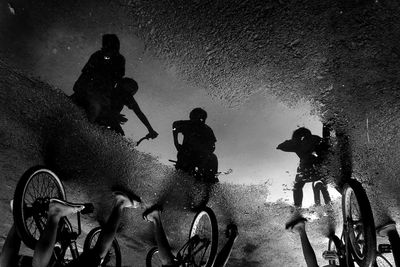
[190,108,207,123]
[102,34,120,52]
[292,127,311,141]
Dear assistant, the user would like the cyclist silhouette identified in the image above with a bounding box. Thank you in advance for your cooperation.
[172,108,218,182]
[71,34,158,138]
[277,127,331,208]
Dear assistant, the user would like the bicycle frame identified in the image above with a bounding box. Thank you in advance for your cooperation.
[176,234,212,266]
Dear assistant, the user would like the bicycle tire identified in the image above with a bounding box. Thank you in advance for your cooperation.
[13,166,66,249]
[83,226,121,267]
[375,254,393,267]
[146,247,163,267]
[188,207,218,267]
[328,235,347,266]
[342,179,376,267]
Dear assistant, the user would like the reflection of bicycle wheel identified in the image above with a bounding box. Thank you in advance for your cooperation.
[188,207,218,267]
[375,254,393,267]
[146,247,163,267]
[13,166,66,249]
[342,179,376,267]
[83,226,121,267]
[327,235,346,266]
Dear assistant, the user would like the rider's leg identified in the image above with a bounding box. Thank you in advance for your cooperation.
[143,209,176,266]
[213,224,238,267]
[319,181,331,205]
[377,222,400,267]
[312,182,321,206]
[287,219,319,267]
[92,192,140,259]
[86,98,102,123]
[32,200,84,267]
[0,224,22,267]
[293,177,305,208]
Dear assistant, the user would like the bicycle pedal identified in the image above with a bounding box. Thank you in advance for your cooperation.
[378,244,392,253]
[322,250,338,260]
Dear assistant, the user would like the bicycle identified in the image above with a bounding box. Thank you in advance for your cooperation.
[12,165,122,266]
[146,207,219,267]
[322,179,376,267]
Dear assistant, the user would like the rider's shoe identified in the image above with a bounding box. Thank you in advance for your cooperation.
[142,204,163,222]
[113,191,142,209]
[225,223,238,239]
[377,221,397,237]
[285,216,307,232]
[48,199,85,217]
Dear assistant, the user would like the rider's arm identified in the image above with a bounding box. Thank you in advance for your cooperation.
[127,97,158,138]
[172,121,185,151]
[277,139,299,152]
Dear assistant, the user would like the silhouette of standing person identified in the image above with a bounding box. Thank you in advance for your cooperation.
[72,34,125,123]
[172,108,218,182]
[277,127,331,208]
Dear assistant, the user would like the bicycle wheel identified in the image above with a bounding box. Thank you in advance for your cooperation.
[327,235,346,266]
[83,226,121,267]
[13,166,66,249]
[375,254,393,267]
[188,207,218,267]
[146,247,163,267]
[342,179,376,267]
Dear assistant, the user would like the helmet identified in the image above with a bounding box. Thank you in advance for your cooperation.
[102,34,120,53]
[292,127,311,141]
[189,108,207,123]
[119,78,138,95]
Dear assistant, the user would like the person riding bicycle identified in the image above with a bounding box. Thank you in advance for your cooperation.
[142,206,238,267]
[95,77,159,137]
[277,127,331,208]
[71,34,125,123]
[71,34,158,138]
[172,108,218,182]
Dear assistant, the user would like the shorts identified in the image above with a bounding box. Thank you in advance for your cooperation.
[65,249,101,267]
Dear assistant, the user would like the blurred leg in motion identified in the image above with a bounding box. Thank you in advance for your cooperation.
[286,218,318,267]
[93,192,141,259]
[213,224,239,267]
[0,224,21,267]
[143,208,177,266]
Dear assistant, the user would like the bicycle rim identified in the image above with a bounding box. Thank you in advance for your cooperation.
[342,180,376,267]
[83,227,121,267]
[188,207,218,267]
[13,166,66,249]
[376,254,393,267]
[145,247,163,267]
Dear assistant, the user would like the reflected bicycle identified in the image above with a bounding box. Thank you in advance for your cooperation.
[146,207,219,267]
[12,165,121,267]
